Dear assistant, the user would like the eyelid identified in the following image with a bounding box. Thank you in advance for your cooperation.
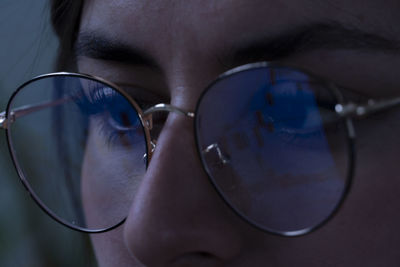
[115,83,169,109]
[334,85,372,104]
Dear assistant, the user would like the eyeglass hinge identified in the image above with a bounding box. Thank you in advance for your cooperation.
[0,111,7,129]
[335,97,400,118]
[335,103,362,117]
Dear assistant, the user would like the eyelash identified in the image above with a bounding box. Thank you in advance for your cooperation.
[74,84,143,146]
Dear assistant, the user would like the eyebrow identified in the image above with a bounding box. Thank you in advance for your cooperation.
[75,22,400,69]
[75,32,161,70]
[231,22,400,64]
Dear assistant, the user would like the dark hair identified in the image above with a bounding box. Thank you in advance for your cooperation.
[50,0,84,70]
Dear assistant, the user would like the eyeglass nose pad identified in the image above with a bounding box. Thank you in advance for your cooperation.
[143,140,157,164]
[144,113,153,130]
[202,143,231,166]
[202,143,237,191]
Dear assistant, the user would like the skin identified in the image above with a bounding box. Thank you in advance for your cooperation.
[76,0,400,266]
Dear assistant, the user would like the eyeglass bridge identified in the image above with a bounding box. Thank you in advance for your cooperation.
[141,103,195,132]
[143,103,195,118]
[141,103,195,158]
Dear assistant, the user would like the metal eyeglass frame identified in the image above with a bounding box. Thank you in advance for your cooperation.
[1,61,400,236]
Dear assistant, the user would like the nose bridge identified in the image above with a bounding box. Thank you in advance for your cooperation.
[123,101,243,265]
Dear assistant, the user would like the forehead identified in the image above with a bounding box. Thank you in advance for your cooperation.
[80,0,299,52]
[80,0,399,63]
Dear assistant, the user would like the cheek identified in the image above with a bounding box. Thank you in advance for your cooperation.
[89,226,144,267]
[312,110,400,260]
[289,50,400,98]
[81,123,147,230]
[351,110,400,212]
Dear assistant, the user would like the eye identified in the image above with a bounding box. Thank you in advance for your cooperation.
[106,96,140,131]
[265,81,334,125]
[74,84,144,145]
[256,80,341,148]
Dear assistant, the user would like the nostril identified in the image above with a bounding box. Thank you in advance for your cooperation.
[198,251,213,257]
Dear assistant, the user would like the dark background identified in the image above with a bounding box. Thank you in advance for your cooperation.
[0,1,96,266]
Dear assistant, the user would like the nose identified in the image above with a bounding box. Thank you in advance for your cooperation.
[123,111,242,266]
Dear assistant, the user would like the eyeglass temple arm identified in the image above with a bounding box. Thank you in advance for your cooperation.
[335,97,400,118]
[0,101,192,130]
[2,95,399,128]
[0,97,72,129]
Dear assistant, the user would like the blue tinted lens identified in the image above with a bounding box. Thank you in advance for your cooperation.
[7,74,148,232]
[196,65,350,235]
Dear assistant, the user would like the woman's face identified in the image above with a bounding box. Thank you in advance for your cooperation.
[77,0,400,266]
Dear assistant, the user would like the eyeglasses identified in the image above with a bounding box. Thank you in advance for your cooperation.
[2,62,399,236]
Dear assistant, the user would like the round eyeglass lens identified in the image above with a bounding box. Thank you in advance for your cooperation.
[196,65,351,235]
[6,74,148,232]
